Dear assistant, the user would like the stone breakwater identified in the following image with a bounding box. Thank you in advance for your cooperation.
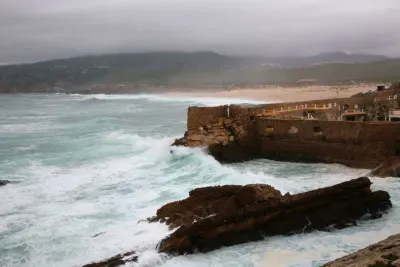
[172,84,400,171]
[83,177,391,266]
[172,94,400,172]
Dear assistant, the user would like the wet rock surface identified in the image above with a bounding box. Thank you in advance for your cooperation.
[0,180,10,186]
[158,177,391,255]
[82,251,138,267]
[324,233,400,267]
[150,184,282,228]
[369,156,400,178]
[82,177,392,266]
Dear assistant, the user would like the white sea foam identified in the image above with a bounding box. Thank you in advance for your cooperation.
[0,122,53,133]
[11,144,37,151]
[2,95,400,267]
[76,93,269,106]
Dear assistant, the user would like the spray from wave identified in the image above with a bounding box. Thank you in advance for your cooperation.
[1,95,400,267]
[73,93,269,106]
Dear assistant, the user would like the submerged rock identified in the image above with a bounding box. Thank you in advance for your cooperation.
[82,251,137,267]
[323,233,400,267]
[0,180,10,187]
[369,156,400,178]
[158,177,391,255]
[92,232,105,238]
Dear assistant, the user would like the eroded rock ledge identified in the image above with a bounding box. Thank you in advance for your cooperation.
[149,184,282,228]
[83,177,391,266]
[172,116,255,162]
[172,117,246,147]
[157,177,391,255]
[324,233,400,267]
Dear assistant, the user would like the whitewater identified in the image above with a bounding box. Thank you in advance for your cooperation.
[1,94,400,267]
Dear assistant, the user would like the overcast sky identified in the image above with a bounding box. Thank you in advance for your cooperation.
[0,0,399,64]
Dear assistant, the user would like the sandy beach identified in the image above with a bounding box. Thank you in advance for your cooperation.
[166,84,381,102]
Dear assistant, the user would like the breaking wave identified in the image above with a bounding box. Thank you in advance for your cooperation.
[1,94,400,267]
[74,93,268,106]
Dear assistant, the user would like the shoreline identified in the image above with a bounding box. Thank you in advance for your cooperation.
[165,85,378,102]
[2,84,383,103]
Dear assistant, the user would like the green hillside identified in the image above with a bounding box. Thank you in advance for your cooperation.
[0,51,399,93]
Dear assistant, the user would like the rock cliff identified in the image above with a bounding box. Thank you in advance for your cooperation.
[324,233,400,267]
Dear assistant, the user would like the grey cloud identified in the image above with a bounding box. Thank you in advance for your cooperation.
[0,0,399,64]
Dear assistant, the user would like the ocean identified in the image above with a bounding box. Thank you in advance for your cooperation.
[0,94,399,267]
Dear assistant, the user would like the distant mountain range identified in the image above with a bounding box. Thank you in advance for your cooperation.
[253,52,390,68]
[0,51,397,93]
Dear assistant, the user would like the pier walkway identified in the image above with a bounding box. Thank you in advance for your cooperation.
[256,102,338,117]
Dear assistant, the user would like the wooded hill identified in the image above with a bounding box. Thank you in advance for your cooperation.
[0,51,398,93]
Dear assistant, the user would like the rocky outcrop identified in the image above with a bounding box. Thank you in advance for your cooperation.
[172,116,256,163]
[172,118,246,148]
[150,184,282,228]
[207,141,256,163]
[369,156,400,178]
[82,177,391,267]
[0,180,10,186]
[324,233,400,267]
[158,177,391,255]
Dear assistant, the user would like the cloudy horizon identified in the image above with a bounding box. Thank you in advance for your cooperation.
[1,0,399,64]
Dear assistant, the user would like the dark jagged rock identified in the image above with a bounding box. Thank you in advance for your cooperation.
[157,177,391,255]
[82,251,137,267]
[82,178,391,267]
[369,156,400,178]
[150,184,282,228]
[0,180,10,186]
[92,232,105,238]
[207,142,255,163]
[323,233,400,267]
[171,137,187,147]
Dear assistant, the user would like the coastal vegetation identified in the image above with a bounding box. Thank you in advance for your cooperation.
[0,51,399,93]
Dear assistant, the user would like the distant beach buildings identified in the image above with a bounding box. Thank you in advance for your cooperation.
[296,79,317,84]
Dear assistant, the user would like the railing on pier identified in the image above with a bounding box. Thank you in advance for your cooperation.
[343,109,366,115]
[256,102,338,117]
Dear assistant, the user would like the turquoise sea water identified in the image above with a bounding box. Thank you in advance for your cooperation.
[1,94,400,267]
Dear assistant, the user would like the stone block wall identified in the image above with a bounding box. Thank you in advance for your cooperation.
[186,96,377,133]
[187,106,228,131]
[182,100,399,168]
[256,119,400,168]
